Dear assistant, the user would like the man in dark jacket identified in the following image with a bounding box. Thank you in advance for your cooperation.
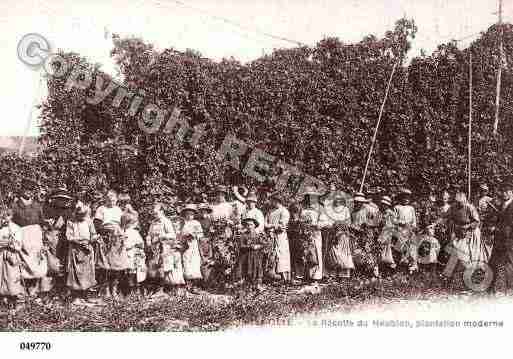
[488,183,513,294]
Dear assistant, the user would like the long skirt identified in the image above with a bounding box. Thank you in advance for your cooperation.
[451,227,487,266]
[274,232,291,273]
[19,225,47,279]
[0,249,25,297]
[43,229,64,277]
[236,249,265,283]
[163,251,185,286]
[95,232,129,271]
[307,231,323,280]
[328,230,354,270]
[66,242,96,291]
[378,226,396,265]
[198,237,214,281]
[127,249,147,283]
[182,239,202,280]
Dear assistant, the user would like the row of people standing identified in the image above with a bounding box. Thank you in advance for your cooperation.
[2,179,512,307]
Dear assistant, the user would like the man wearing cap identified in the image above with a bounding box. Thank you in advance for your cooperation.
[11,177,48,299]
[266,193,291,283]
[488,183,513,293]
[242,192,265,234]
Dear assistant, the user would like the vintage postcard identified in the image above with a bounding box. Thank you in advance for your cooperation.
[0,0,512,357]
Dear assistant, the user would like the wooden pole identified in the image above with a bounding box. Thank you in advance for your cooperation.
[493,0,503,135]
[359,59,399,193]
[468,48,473,199]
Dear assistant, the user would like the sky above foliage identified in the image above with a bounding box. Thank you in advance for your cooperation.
[1,0,510,136]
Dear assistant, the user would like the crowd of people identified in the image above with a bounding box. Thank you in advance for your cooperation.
[1,177,512,309]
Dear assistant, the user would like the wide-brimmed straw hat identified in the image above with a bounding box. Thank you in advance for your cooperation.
[180,204,197,216]
[353,192,368,203]
[246,193,258,203]
[399,188,412,195]
[302,186,321,197]
[381,195,392,206]
[197,203,212,213]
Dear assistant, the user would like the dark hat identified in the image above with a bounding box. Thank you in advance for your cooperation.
[21,177,39,190]
[269,192,284,203]
[215,185,228,194]
[242,217,259,227]
[50,188,73,200]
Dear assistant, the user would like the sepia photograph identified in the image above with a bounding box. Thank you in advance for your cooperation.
[1,0,513,356]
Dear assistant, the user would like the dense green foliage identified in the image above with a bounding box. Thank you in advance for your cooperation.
[1,20,512,225]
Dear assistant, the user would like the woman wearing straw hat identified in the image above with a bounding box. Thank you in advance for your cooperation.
[325,193,354,279]
[378,195,398,271]
[299,187,324,283]
[180,204,204,292]
[266,193,291,284]
[351,192,380,278]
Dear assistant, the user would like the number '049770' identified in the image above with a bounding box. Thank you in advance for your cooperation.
[19,342,52,351]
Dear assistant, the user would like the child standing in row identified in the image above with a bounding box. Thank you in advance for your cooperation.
[122,213,146,296]
[236,217,269,292]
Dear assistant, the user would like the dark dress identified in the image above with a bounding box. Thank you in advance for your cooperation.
[42,203,73,276]
[235,231,269,283]
[488,200,513,292]
[198,217,214,281]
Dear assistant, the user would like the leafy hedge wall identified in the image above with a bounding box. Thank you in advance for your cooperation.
[2,19,513,227]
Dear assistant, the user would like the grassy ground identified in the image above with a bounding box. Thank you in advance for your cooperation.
[0,270,485,331]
